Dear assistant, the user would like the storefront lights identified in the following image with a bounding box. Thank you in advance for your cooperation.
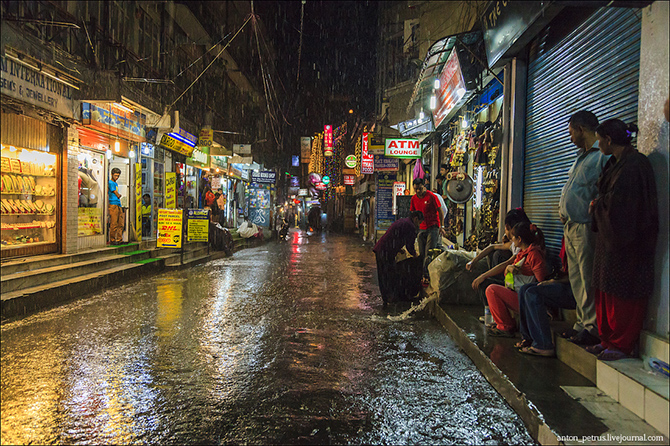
[419,110,425,120]
[430,95,437,110]
[106,149,112,159]
[114,141,120,153]
[434,79,440,89]
[462,119,469,129]
[456,87,466,99]
[129,149,136,158]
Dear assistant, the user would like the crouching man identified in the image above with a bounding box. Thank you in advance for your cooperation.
[373,211,424,305]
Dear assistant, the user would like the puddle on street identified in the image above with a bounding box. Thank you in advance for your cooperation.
[1,231,533,445]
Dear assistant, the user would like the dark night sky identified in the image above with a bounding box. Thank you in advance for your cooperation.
[255,1,378,149]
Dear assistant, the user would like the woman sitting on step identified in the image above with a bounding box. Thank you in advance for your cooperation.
[485,222,548,338]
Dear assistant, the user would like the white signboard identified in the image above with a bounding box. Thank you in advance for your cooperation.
[384,138,421,159]
[0,55,78,118]
[393,181,406,214]
[233,144,252,155]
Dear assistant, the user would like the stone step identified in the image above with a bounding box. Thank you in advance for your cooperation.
[1,250,152,293]
[1,260,164,320]
[0,243,141,275]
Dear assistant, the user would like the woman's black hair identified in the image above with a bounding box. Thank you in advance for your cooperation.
[595,119,639,146]
[512,221,545,250]
[504,208,531,229]
[409,210,424,221]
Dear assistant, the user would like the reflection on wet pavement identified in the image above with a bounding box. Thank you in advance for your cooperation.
[1,230,533,444]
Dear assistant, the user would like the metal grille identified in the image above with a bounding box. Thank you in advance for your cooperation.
[0,112,48,150]
[523,7,641,259]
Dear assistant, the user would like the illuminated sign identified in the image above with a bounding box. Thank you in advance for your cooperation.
[361,132,374,174]
[384,138,421,159]
[344,174,355,185]
[159,128,197,157]
[292,155,300,167]
[82,102,146,142]
[324,125,333,156]
[197,127,213,147]
[345,155,357,168]
[432,50,466,128]
[251,170,277,184]
[322,175,330,185]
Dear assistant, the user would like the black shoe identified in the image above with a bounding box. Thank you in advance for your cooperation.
[569,330,600,346]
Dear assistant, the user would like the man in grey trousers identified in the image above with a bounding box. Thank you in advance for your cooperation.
[558,110,609,345]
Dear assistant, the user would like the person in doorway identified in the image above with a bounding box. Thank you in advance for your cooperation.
[410,178,446,287]
[204,186,216,209]
[588,119,658,361]
[373,211,424,305]
[108,167,124,245]
[557,110,609,346]
[141,193,152,237]
[439,164,450,200]
[216,191,226,225]
[433,176,448,230]
[485,222,548,337]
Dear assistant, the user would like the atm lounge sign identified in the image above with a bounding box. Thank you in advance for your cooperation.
[384,138,420,159]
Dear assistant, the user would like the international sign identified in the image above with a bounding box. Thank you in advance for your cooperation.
[345,155,357,168]
[251,170,277,184]
[384,138,420,159]
[187,209,209,242]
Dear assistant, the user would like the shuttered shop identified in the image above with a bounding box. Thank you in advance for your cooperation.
[523,7,641,258]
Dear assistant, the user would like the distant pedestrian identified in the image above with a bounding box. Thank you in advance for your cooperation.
[557,110,608,346]
[373,211,424,305]
[410,178,446,287]
[108,167,124,245]
[588,119,658,361]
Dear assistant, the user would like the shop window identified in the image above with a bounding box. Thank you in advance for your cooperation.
[77,149,105,237]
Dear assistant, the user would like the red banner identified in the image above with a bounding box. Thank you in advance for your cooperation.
[361,132,373,174]
[324,125,333,156]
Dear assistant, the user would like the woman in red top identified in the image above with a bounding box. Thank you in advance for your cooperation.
[486,222,548,337]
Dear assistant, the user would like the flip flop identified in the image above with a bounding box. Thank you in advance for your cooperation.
[520,346,555,357]
[515,339,532,349]
[585,343,606,355]
[597,348,628,361]
[487,327,516,338]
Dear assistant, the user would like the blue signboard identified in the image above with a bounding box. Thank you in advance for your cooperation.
[373,155,399,172]
[375,173,397,229]
[292,155,300,167]
[248,186,271,228]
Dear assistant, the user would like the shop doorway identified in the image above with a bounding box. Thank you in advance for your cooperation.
[109,156,130,243]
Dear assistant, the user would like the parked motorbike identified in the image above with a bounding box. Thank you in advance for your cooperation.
[278,220,290,241]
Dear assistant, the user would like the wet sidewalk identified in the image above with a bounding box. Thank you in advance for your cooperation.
[429,301,668,445]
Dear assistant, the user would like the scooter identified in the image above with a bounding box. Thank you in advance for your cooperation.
[278,220,290,241]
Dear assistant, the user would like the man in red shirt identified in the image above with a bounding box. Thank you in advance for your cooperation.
[410,178,447,286]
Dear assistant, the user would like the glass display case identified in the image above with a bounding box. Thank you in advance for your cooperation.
[1,145,58,250]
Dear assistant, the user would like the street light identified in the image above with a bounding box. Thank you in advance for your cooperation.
[430,95,437,110]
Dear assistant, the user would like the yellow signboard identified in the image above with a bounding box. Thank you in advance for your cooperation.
[165,172,176,209]
[198,128,213,147]
[77,207,103,236]
[157,208,183,248]
[160,133,195,157]
[135,163,142,241]
[187,209,209,242]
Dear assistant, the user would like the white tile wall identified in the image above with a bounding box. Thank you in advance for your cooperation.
[645,388,670,438]
[597,361,619,401]
[619,374,645,419]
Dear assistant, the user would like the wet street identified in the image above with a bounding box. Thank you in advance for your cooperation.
[1,231,533,445]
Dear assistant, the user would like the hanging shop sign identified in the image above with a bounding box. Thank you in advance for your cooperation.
[186,147,208,167]
[248,186,271,228]
[157,208,183,248]
[298,188,309,196]
[343,174,355,186]
[82,102,146,142]
[229,163,249,180]
[0,54,78,118]
[314,182,327,191]
[251,170,277,184]
[140,142,155,158]
[345,155,357,168]
[292,155,300,167]
[393,181,406,215]
[197,127,213,148]
[187,209,209,242]
[210,155,227,169]
[361,132,374,174]
[165,172,177,208]
[324,125,334,157]
[433,50,466,128]
[376,173,397,230]
[373,155,399,171]
[368,134,386,155]
[211,176,222,190]
[322,175,330,185]
[384,138,421,159]
[300,136,311,163]
[228,155,253,165]
[135,163,142,241]
[233,144,252,155]
[290,176,300,187]
[159,128,197,157]
[397,116,434,137]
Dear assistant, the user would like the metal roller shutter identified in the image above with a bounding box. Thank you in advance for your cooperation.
[523,7,641,260]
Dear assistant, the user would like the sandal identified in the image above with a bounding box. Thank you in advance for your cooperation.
[487,327,516,338]
[597,348,628,361]
[515,339,532,349]
[519,346,555,357]
[584,343,606,355]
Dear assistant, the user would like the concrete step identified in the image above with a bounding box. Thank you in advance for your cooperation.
[0,243,141,275]
[1,259,164,320]
[1,249,152,293]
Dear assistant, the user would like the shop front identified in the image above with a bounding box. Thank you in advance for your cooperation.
[77,102,147,248]
[1,114,62,258]
[139,142,166,238]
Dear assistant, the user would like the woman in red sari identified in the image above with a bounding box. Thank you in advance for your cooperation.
[589,119,658,361]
